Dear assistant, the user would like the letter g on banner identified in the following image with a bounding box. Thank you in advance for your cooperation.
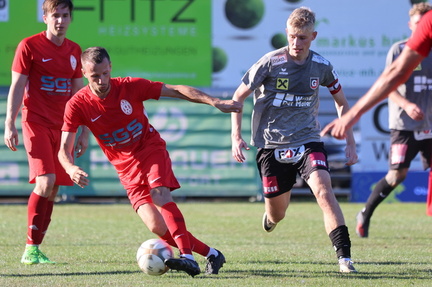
[373,102,390,134]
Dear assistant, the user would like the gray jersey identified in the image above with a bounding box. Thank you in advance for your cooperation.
[387,40,432,131]
[242,47,339,148]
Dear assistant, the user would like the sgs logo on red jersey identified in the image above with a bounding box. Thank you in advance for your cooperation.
[41,76,72,93]
[98,119,143,148]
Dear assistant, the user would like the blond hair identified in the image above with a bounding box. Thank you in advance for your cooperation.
[286,7,315,32]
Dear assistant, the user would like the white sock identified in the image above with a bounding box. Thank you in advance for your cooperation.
[180,254,195,261]
[205,248,218,258]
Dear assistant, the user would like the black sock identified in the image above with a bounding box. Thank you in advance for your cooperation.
[362,178,394,220]
[329,225,351,259]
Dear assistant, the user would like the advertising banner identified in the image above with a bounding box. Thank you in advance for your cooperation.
[0,0,211,86]
[212,0,412,88]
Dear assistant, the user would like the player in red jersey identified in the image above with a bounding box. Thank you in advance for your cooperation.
[3,0,88,264]
[58,46,242,277]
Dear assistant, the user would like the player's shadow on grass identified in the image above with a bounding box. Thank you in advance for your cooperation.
[1,270,142,278]
[225,259,432,280]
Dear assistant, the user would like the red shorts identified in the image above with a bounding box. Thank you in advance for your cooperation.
[122,148,180,211]
[22,121,73,185]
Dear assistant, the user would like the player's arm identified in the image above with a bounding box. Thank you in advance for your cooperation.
[231,83,253,163]
[4,71,27,151]
[70,77,90,158]
[160,84,242,113]
[389,91,424,121]
[322,46,424,139]
[328,89,358,166]
[58,131,89,188]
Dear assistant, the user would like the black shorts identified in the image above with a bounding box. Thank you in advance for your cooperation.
[389,130,432,170]
[256,142,330,198]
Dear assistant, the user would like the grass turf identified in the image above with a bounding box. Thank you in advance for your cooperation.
[0,201,431,286]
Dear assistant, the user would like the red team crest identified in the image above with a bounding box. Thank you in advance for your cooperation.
[310,77,319,89]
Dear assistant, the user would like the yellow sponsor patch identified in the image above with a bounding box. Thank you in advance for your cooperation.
[276,78,289,90]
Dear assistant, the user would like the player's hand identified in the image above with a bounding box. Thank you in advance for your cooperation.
[344,143,358,166]
[232,137,250,163]
[215,99,243,113]
[4,124,19,151]
[67,165,89,188]
[404,102,424,121]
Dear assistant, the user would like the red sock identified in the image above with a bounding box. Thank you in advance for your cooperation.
[160,230,210,257]
[160,230,177,248]
[40,200,54,242]
[27,192,48,245]
[187,232,210,257]
[427,169,432,216]
[160,202,192,255]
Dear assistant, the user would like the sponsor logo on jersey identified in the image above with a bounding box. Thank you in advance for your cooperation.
[276,78,289,90]
[312,54,329,65]
[413,75,432,92]
[99,118,143,148]
[70,55,77,70]
[271,54,287,66]
[279,68,289,75]
[120,99,133,115]
[273,93,313,108]
[310,77,319,89]
[40,76,71,93]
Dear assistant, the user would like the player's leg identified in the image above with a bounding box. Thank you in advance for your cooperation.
[356,168,408,237]
[424,140,432,216]
[22,174,56,264]
[263,192,291,232]
[256,148,295,232]
[136,202,225,275]
[357,130,418,237]
[302,142,355,273]
[307,169,355,273]
[150,186,201,277]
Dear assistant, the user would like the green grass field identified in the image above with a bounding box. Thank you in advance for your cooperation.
[0,201,431,286]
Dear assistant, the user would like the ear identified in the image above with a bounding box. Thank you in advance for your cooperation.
[312,31,318,40]
[43,14,48,24]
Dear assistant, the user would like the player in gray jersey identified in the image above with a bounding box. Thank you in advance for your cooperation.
[356,3,432,238]
[231,7,358,273]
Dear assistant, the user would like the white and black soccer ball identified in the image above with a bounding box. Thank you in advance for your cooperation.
[136,239,174,276]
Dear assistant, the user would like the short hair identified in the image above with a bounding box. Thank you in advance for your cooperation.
[42,0,73,15]
[409,2,432,17]
[81,47,111,65]
[286,6,315,32]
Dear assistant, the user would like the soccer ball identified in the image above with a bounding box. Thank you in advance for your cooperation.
[136,239,174,276]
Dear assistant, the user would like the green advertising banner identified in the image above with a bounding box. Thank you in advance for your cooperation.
[0,96,259,198]
[0,0,211,86]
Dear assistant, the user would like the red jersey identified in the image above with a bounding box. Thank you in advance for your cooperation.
[62,77,165,185]
[407,10,432,58]
[12,31,82,129]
